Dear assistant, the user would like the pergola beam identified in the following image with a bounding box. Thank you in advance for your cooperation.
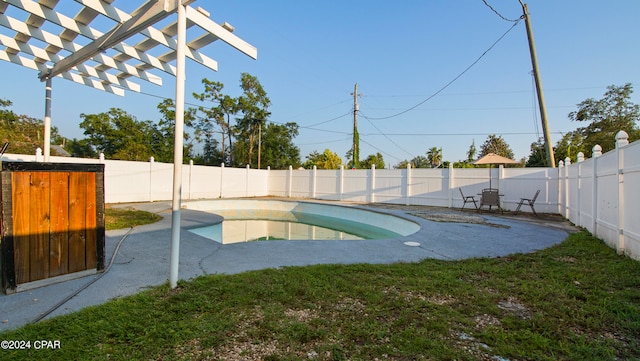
[77,0,217,72]
[0,13,162,86]
[186,5,257,59]
[0,50,125,95]
[40,0,178,80]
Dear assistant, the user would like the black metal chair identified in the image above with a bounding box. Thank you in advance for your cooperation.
[458,187,478,210]
[478,188,503,213]
[515,189,540,216]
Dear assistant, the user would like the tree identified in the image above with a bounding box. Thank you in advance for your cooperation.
[525,138,548,167]
[567,83,639,157]
[80,108,160,161]
[467,140,477,162]
[360,152,385,169]
[155,99,196,163]
[0,98,64,155]
[426,147,443,168]
[192,79,237,165]
[553,131,585,164]
[260,122,301,169]
[394,155,429,169]
[192,138,224,165]
[65,138,97,158]
[479,134,514,160]
[234,73,271,168]
[303,149,342,169]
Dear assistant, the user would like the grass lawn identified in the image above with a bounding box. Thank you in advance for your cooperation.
[104,206,163,230]
[1,231,638,360]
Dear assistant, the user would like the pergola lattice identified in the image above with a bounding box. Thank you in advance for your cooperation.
[0,0,257,288]
[1,0,255,95]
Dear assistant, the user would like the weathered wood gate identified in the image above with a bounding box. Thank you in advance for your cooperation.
[1,162,105,294]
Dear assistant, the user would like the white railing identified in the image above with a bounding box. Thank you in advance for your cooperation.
[2,130,637,259]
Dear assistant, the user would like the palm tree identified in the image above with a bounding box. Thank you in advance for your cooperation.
[426,147,442,168]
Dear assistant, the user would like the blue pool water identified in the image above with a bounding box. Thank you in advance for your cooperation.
[184,200,420,244]
[189,211,404,244]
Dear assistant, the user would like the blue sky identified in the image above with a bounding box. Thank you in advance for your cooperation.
[1,1,638,166]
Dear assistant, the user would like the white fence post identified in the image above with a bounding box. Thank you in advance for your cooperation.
[312,165,317,199]
[267,166,271,197]
[592,145,602,235]
[558,160,564,214]
[245,164,250,197]
[447,163,454,208]
[339,165,344,201]
[405,163,412,206]
[564,157,571,219]
[577,152,584,225]
[219,163,225,198]
[149,156,155,202]
[288,165,293,198]
[188,159,193,200]
[370,164,376,203]
[616,131,629,255]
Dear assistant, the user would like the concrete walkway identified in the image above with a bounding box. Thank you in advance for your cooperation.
[0,200,576,332]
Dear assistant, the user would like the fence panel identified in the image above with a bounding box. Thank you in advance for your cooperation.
[187,163,221,200]
[342,170,368,202]
[622,143,640,258]
[315,169,341,200]
[268,169,288,197]
[372,169,405,204]
[594,151,619,249]
[408,168,448,207]
[290,169,313,198]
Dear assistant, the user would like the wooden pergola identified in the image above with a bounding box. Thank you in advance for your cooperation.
[0,0,257,288]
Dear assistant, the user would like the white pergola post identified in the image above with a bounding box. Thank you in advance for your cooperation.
[169,1,187,289]
[43,75,52,162]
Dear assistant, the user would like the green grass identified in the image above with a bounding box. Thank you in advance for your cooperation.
[105,206,163,230]
[1,231,639,360]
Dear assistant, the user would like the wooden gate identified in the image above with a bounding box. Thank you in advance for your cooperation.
[1,162,105,294]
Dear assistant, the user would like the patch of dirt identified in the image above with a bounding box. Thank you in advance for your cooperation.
[554,256,577,263]
[410,212,510,228]
[474,314,502,330]
[497,297,532,320]
[285,308,319,323]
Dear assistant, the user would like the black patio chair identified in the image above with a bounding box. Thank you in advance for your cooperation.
[515,189,540,216]
[478,188,503,213]
[458,187,478,210]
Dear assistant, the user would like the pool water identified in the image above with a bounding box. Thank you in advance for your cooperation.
[189,211,403,244]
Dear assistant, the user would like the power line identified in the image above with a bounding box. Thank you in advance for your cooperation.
[481,0,522,22]
[360,112,414,158]
[365,19,522,120]
[303,110,352,128]
[359,137,403,163]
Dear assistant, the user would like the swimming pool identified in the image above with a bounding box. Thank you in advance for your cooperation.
[184,199,421,244]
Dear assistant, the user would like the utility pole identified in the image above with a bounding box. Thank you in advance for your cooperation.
[519,1,555,168]
[351,83,360,169]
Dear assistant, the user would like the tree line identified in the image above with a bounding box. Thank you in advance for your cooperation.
[1,81,638,169]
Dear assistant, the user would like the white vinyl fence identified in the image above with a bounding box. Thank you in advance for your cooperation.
[2,131,638,259]
[558,131,640,260]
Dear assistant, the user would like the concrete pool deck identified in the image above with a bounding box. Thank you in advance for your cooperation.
[0,199,578,332]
